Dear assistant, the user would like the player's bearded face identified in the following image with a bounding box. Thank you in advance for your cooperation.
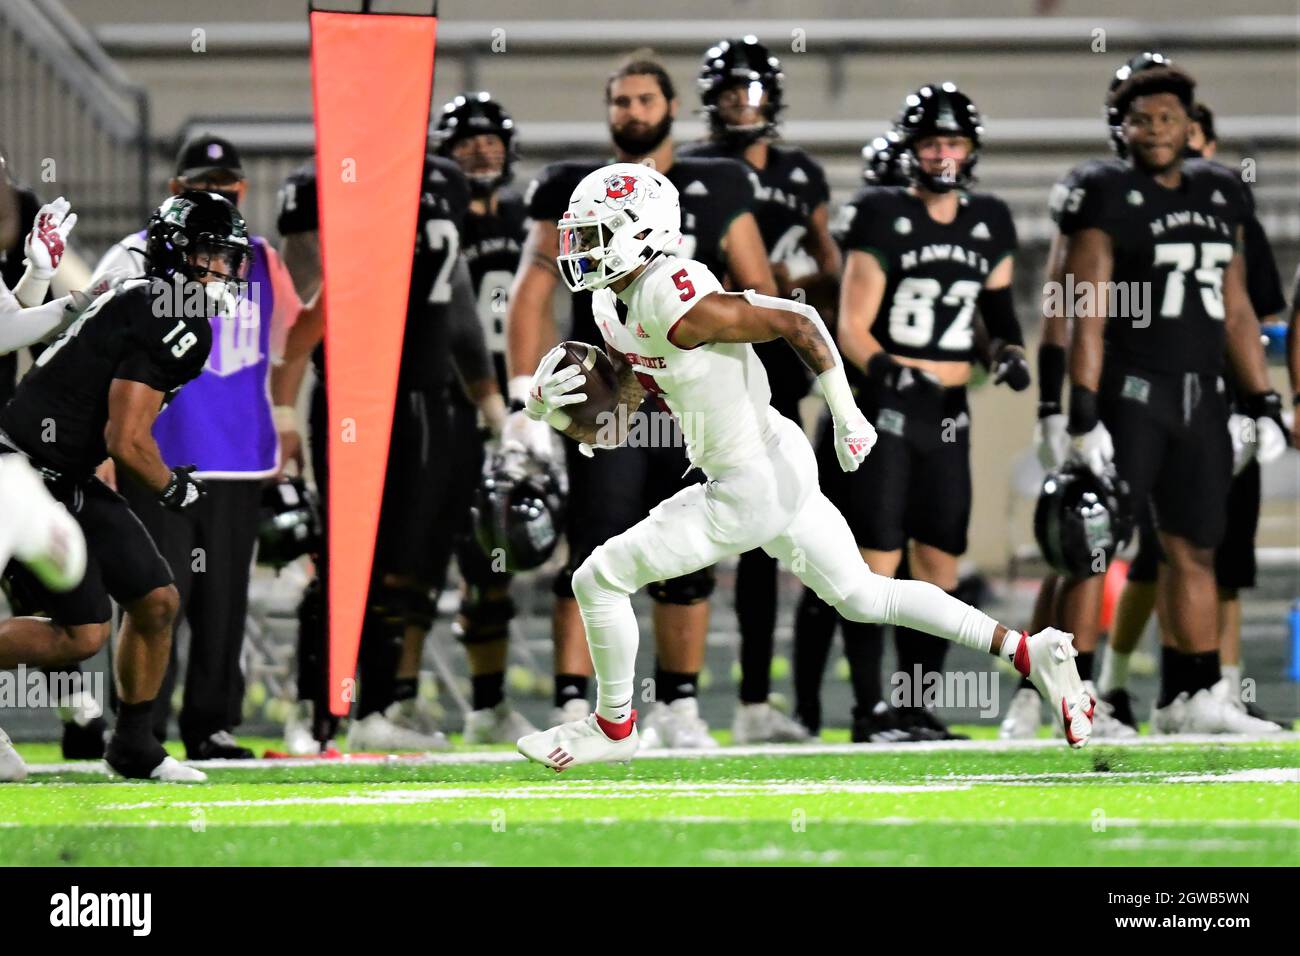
[1123,94,1190,174]
[607,79,675,156]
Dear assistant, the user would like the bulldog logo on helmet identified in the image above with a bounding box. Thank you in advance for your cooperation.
[603,173,650,209]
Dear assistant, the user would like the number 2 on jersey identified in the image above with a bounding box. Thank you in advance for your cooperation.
[423,219,460,305]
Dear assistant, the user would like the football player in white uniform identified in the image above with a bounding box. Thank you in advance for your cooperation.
[516,164,1096,769]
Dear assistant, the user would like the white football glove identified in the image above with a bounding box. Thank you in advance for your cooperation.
[1068,422,1114,477]
[23,197,77,279]
[524,346,586,431]
[833,412,877,473]
[1034,413,1070,472]
[1227,412,1257,476]
[1255,414,1288,466]
[501,409,560,462]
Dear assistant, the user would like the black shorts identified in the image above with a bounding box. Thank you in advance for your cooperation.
[1100,365,1231,551]
[372,387,477,585]
[829,380,972,556]
[554,399,703,597]
[1127,457,1259,590]
[0,455,173,626]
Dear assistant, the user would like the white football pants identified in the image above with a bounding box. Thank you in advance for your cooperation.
[572,411,1000,722]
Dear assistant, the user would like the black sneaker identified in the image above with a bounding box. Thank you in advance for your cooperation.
[187,730,254,761]
[61,716,107,760]
[1100,688,1139,730]
[852,702,946,743]
[895,706,970,741]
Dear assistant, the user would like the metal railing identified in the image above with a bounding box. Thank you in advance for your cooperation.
[0,0,149,255]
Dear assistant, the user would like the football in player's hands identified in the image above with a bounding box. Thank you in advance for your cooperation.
[547,341,621,433]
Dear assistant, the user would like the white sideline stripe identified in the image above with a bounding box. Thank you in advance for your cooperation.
[21,732,1300,776]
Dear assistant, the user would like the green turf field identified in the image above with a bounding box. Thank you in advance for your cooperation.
[2,737,1297,866]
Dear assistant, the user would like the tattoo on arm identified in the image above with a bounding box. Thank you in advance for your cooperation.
[784,311,837,375]
[530,249,560,278]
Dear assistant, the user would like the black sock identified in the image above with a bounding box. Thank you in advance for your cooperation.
[843,622,884,715]
[553,674,588,708]
[793,588,839,733]
[1185,650,1221,696]
[472,672,505,711]
[356,606,403,718]
[392,677,417,703]
[1075,651,1095,684]
[736,548,777,704]
[115,700,156,744]
[656,667,699,704]
[893,624,948,711]
[1157,645,1185,708]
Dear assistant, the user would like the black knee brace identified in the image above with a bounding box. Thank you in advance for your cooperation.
[370,584,435,632]
[647,566,716,605]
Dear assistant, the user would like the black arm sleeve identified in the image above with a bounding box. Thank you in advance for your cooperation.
[446,256,492,386]
[1243,215,1286,319]
[977,285,1024,348]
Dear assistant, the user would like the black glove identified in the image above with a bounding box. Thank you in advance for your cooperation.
[159,465,206,512]
[992,344,1031,392]
[865,351,903,392]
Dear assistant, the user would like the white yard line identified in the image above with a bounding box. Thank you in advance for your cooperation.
[20,732,1300,776]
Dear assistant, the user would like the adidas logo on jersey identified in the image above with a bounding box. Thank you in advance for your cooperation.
[683,180,709,196]
[970,221,991,240]
[634,323,650,339]
[789,166,809,185]
[894,216,912,235]
[1127,190,1144,206]
[1211,190,1226,205]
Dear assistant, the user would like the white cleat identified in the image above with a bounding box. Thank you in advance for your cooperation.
[464,702,538,745]
[1150,694,1186,735]
[1180,687,1282,735]
[662,698,719,749]
[348,703,450,752]
[283,700,320,756]
[637,702,673,750]
[1022,628,1094,748]
[517,711,638,771]
[0,728,28,782]
[732,700,810,744]
[0,454,86,592]
[149,756,207,783]
[549,698,591,728]
[998,687,1043,740]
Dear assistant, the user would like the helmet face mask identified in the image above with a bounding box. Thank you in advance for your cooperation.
[896,83,983,193]
[698,36,784,148]
[145,191,251,313]
[472,444,566,572]
[556,164,682,293]
[434,91,517,196]
[1034,463,1134,578]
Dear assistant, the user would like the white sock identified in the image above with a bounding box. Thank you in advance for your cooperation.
[835,574,997,653]
[573,567,638,724]
[1099,648,1132,693]
[1220,663,1241,692]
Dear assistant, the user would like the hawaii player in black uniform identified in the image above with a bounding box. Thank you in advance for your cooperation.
[828,84,1030,742]
[0,191,250,780]
[276,151,503,753]
[679,36,838,743]
[1058,61,1284,735]
[505,55,776,747]
[434,92,538,744]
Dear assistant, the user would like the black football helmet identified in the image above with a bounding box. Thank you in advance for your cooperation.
[862,129,907,187]
[1106,51,1184,159]
[698,36,785,148]
[471,444,566,573]
[144,190,251,284]
[433,92,518,196]
[1034,463,1134,578]
[257,476,322,569]
[895,82,984,193]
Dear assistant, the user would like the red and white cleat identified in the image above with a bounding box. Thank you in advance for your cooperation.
[517,710,639,772]
[1018,628,1094,749]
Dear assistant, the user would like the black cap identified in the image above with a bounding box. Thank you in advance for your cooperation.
[174,133,244,182]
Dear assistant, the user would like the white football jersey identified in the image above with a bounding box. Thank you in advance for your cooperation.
[591,255,777,475]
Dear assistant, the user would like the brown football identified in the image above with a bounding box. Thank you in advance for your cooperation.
[554,340,620,433]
